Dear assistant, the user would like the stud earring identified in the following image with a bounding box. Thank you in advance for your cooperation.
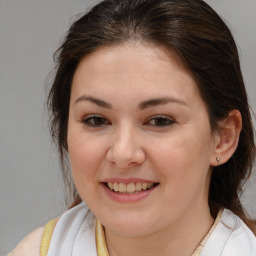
[216,156,221,165]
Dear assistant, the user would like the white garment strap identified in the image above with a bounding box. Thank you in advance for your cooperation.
[47,203,97,256]
[200,209,256,256]
[46,204,256,256]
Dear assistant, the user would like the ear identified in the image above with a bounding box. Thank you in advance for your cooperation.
[210,110,242,166]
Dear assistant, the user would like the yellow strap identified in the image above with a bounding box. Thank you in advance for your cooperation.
[192,208,223,256]
[96,219,109,256]
[40,218,58,256]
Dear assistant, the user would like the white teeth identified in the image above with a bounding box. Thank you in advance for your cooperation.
[135,182,142,191]
[113,182,119,192]
[107,182,113,190]
[127,183,135,193]
[142,182,147,190]
[106,181,155,193]
[119,183,126,193]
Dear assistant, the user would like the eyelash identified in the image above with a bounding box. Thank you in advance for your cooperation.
[82,115,175,128]
[145,115,175,127]
[82,115,110,127]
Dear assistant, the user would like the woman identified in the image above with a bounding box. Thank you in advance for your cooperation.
[10,0,256,255]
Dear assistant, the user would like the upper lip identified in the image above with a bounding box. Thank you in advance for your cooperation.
[101,178,158,184]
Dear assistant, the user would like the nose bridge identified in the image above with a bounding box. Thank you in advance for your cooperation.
[107,122,145,168]
[116,122,135,151]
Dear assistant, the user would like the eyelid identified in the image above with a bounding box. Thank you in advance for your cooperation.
[144,115,175,127]
[82,114,110,127]
[81,114,175,128]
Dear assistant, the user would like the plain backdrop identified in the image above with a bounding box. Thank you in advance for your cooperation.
[0,0,255,255]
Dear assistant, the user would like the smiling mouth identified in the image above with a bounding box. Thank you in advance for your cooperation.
[103,181,159,194]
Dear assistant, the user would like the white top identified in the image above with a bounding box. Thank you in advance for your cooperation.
[47,202,256,256]
[47,203,97,256]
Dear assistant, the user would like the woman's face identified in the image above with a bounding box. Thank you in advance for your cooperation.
[67,42,218,236]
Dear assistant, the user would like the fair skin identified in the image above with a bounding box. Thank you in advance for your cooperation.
[10,42,241,256]
[66,42,241,256]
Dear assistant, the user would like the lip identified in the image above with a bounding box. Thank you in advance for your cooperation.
[100,180,159,203]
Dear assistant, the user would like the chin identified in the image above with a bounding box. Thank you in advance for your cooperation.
[102,214,156,236]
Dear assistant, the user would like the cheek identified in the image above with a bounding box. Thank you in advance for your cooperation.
[149,127,213,181]
[148,132,213,213]
[67,129,106,180]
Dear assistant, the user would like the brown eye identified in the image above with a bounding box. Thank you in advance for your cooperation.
[83,115,110,127]
[146,116,175,127]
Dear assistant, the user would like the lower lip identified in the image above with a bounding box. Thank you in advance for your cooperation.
[101,183,158,203]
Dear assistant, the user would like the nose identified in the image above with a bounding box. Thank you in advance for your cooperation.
[106,125,145,169]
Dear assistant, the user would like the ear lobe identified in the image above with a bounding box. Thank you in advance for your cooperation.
[211,110,242,166]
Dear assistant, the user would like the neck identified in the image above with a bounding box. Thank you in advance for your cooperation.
[105,204,213,256]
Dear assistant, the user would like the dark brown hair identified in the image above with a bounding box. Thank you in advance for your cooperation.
[47,0,256,232]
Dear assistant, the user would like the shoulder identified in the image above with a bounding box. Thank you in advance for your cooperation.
[9,203,92,256]
[10,227,44,256]
[221,209,256,255]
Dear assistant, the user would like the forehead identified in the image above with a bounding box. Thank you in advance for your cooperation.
[71,42,202,106]
[75,42,186,77]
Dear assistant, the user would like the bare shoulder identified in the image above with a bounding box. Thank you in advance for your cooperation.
[10,227,44,256]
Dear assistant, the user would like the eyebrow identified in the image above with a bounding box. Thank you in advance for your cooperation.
[74,95,112,109]
[139,97,189,109]
[73,95,188,109]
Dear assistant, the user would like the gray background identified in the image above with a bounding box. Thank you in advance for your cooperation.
[0,0,255,255]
